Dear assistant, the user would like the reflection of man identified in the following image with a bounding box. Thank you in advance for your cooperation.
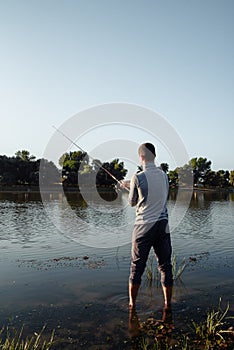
[128,143,173,309]
[129,306,174,340]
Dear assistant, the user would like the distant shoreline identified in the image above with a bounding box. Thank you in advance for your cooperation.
[0,185,117,194]
[0,185,233,194]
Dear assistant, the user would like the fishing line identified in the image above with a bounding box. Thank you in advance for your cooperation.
[52,125,130,192]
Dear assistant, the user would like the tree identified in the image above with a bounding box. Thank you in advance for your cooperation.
[79,164,93,175]
[96,158,128,187]
[60,151,88,171]
[189,157,211,185]
[216,170,230,188]
[160,163,169,173]
[59,151,89,186]
[168,170,178,187]
[39,159,60,186]
[96,159,127,186]
[91,159,102,172]
[229,170,234,187]
[204,170,219,187]
[59,152,128,187]
[15,150,36,161]
[0,152,59,186]
[176,164,193,187]
[203,169,230,188]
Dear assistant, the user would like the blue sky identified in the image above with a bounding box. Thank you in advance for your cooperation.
[0,0,233,174]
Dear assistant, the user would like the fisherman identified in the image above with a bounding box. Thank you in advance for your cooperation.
[126,143,173,309]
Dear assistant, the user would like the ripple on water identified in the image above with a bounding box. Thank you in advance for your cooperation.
[0,193,234,286]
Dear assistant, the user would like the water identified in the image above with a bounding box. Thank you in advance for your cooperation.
[0,190,233,347]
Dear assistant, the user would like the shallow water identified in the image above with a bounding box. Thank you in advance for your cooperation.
[0,190,233,348]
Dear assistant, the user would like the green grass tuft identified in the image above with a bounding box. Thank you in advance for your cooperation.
[0,325,54,350]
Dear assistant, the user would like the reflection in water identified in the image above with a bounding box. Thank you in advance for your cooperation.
[162,306,173,324]
[129,307,174,349]
[228,191,234,201]
[193,189,231,202]
[169,188,233,203]
[129,308,141,338]
[0,189,233,259]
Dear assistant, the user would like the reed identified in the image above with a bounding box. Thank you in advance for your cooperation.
[145,256,159,286]
[0,326,54,350]
[145,254,187,286]
[171,254,187,281]
[192,298,233,343]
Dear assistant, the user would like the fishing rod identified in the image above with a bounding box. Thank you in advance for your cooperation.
[52,125,130,192]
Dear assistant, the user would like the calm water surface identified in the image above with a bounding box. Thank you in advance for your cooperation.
[0,190,233,347]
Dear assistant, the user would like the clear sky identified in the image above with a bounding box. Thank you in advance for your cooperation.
[0,0,233,174]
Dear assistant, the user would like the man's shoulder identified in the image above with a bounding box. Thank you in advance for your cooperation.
[155,167,168,177]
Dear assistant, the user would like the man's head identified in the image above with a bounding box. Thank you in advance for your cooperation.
[138,143,156,163]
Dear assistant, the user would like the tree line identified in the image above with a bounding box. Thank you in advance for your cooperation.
[0,150,128,188]
[0,150,233,189]
[58,151,127,187]
[162,157,234,188]
[0,150,59,186]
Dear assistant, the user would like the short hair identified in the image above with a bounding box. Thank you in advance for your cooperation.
[138,143,156,161]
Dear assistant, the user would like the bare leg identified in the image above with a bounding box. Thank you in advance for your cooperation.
[129,283,140,309]
[162,285,173,308]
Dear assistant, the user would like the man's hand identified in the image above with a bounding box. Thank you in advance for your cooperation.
[119,180,130,191]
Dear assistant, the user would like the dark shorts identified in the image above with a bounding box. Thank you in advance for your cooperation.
[129,219,173,286]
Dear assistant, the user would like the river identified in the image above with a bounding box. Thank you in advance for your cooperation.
[0,189,233,348]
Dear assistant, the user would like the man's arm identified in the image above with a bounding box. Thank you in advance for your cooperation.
[128,174,139,207]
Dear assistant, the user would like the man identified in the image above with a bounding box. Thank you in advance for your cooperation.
[128,142,173,309]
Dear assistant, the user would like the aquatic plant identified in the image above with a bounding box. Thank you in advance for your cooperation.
[145,254,188,288]
[0,325,54,350]
[137,336,149,350]
[192,299,233,348]
[175,334,190,350]
[136,299,233,349]
[171,255,187,281]
[145,256,159,286]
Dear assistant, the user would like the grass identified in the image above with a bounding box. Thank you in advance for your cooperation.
[145,256,160,286]
[171,255,187,281]
[145,254,187,286]
[0,326,54,350]
[192,298,234,349]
